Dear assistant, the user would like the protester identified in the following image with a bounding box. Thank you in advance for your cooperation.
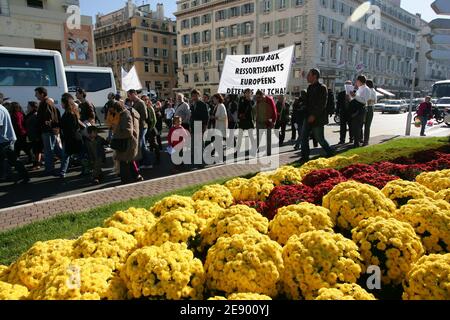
[35,87,63,176]
[10,102,31,162]
[142,95,160,165]
[154,101,163,150]
[76,88,96,125]
[275,95,290,146]
[238,89,255,130]
[299,69,335,162]
[226,95,239,130]
[128,89,152,169]
[102,92,116,122]
[0,93,29,183]
[254,90,277,130]
[25,101,42,170]
[110,101,143,183]
[59,93,83,178]
[349,75,371,148]
[168,116,189,172]
[417,96,433,137]
[85,126,107,184]
[212,93,228,138]
[164,101,175,129]
[292,90,307,150]
[190,89,209,133]
[337,80,354,144]
[174,93,191,131]
[363,80,377,146]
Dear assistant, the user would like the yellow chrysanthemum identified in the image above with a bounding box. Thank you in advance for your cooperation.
[122,242,205,300]
[200,205,269,249]
[205,231,284,297]
[30,258,117,300]
[136,208,205,247]
[269,203,334,246]
[209,293,272,300]
[416,169,450,192]
[315,284,376,300]
[381,180,436,207]
[4,239,74,290]
[352,217,424,285]
[72,227,137,267]
[0,281,29,300]
[403,254,450,300]
[435,188,450,203]
[192,184,234,208]
[104,207,156,235]
[395,198,450,253]
[299,155,360,176]
[225,176,275,202]
[193,200,224,220]
[265,166,303,186]
[282,230,363,300]
[150,195,195,217]
[322,181,396,231]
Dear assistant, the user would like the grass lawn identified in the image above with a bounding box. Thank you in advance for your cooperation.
[0,136,448,265]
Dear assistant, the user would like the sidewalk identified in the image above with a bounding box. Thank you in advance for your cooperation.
[0,135,397,232]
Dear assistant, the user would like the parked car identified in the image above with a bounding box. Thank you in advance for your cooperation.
[374,102,386,112]
[382,100,408,114]
[435,97,450,112]
[444,108,450,127]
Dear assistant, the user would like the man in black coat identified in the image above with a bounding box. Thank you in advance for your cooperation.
[336,80,354,144]
[299,69,335,162]
[190,89,209,133]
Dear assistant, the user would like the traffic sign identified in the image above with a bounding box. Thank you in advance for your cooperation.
[426,49,450,61]
[432,0,450,15]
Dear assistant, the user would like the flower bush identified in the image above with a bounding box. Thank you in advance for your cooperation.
[322,181,396,231]
[193,200,224,220]
[30,258,118,300]
[268,203,333,246]
[311,177,348,205]
[282,231,363,300]
[265,185,315,220]
[150,195,195,217]
[72,227,137,267]
[340,163,377,178]
[301,169,344,188]
[266,166,303,186]
[314,283,376,300]
[235,201,268,215]
[104,207,156,236]
[435,189,450,203]
[200,205,268,249]
[136,209,205,248]
[0,281,29,300]
[192,184,234,208]
[204,231,283,297]
[350,172,399,190]
[415,169,450,192]
[299,155,360,176]
[381,180,436,208]
[395,198,450,253]
[403,254,450,300]
[122,242,205,300]
[209,293,272,300]
[352,217,424,285]
[225,176,274,202]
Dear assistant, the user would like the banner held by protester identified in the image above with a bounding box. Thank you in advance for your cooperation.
[218,46,295,96]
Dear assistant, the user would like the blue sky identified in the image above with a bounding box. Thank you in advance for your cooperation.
[80,0,439,22]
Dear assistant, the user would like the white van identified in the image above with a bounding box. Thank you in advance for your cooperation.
[65,66,116,122]
[0,47,67,112]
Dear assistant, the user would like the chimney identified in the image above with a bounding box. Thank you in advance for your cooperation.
[156,3,164,20]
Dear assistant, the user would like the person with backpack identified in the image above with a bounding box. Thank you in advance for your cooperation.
[35,87,63,176]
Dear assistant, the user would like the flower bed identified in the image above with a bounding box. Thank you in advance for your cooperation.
[1,145,449,300]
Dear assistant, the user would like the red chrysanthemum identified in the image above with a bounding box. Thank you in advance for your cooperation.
[350,172,400,189]
[312,177,348,205]
[236,201,268,215]
[339,163,377,178]
[302,169,344,188]
[265,185,315,220]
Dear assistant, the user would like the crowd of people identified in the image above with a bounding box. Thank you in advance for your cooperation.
[0,68,410,186]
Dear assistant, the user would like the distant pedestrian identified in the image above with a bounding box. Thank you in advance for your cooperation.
[363,79,377,146]
[226,95,239,130]
[76,88,96,125]
[0,93,29,183]
[168,116,189,172]
[337,81,354,144]
[417,96,433,137]
[327,89,336,118]
[174,93,191,131]
[164,102,175,129]
[85,126,107,184]
[102,92,116,122]
[190,89,210,133]
[238,89,255,130]
[10,102,31,162]
[212,93,228,138]
[349,75,371,148]
[275,95,290,146]
[25,101,42,170]
[292,90,307,150]
[154,101,163,149]
[255,90,277,130]
[142,95,160,164]
[299,69,335,162]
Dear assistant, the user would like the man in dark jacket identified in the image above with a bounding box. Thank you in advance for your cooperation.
[336,80,354,144]
[299,69,335,162]
[190,89,209,133]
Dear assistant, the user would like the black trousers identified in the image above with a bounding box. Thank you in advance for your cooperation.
[340,112,353,143]
[0,142,28,180]
[351,110,366,147]
[275,121,287,146]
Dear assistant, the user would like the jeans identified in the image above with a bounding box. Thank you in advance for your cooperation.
[294,121,304,148]
[420,116,428,136]
[300,120,334,159]
[139,128,152,166]
[0,142,28,180]
[363,106,374,144]
[42,132,63,174]
[59,147,71,176]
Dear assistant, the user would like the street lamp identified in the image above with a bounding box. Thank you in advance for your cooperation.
[405,63,417,137]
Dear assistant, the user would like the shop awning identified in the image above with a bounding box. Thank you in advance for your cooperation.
[376,88,396,97]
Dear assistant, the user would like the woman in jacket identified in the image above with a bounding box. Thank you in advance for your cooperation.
[111,101,143,183]
[238,89,255,130]
[212,93,228,139]
[25,101,42,170]
[10,102,31,162]
[417,96,433,137]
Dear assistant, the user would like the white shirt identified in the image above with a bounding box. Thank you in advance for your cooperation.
[368,88,378,106]
[353,84,372,105]
[0,104,17,144]
[165,107,175,120]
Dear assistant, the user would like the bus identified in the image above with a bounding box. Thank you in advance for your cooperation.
[432,80,450,101]
[0,47,67,113]
[65,66,116,121]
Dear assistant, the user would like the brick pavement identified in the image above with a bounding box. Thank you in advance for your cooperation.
[0,135,396,232]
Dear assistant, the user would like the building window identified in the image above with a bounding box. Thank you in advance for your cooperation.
[292,16,303,33]
[192,17,200,27]
[145,63,149,72]
[294,0,304,6]
[164,64,168,74]
[242,3,254,15]
[204,72,209,82]
[154,48,159,57]
[173,39,177,46]
[202,14,211,24]
[295,42,302,59]
[202,50,211,62]
[216,48,227,61]
[192,52,200,64]
[229,6,240,17]
[163,49,168,57]
[263,46,270,53]
[162,38,167,45]
[330,42,337,60]
[241,22,253,35]
[182,35,190,46]
[262,0,272,13]
[275,19,288,34]
[153,36,158,43]
[318,16,327,33]
[217,27,227,40]
[143,47,149,56]
[182,54,190,65]
[337,44,342,62]
[229,24,238,38]
[27,0,43,9]
[154,61,160,73]
[194,73,199,82]
[192,32,200,44]
[184,74,189,83]
[164,81,169,88]
[244,44,251,54]
[181,19,190,29]
[143,34,148,42]
[203,30,211,43]
[320,0,328,8]
[320,41,326,59]
[262,22,272,36]
[276,0,287,10]
[231,46,238,55]
[278,44,285,49]
[216,10,226,21]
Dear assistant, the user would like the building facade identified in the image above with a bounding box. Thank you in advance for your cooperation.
[94,1,178,98]
[175,0,420,97]
[0,0,96,66]
[416,16,450,94]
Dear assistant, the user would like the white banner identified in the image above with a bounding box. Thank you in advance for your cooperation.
[218,46,295,96]
[121,66,143,91]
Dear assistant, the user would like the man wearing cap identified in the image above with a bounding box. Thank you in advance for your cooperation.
[0,92,29,183]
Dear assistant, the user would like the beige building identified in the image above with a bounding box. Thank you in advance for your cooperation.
[175,0,420,97]
[94,1,178,98]
[0,0,96,66]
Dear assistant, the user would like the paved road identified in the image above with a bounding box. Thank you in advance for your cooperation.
[0,111,448,209]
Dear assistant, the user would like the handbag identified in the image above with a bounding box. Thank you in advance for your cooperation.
[110,137,129,152]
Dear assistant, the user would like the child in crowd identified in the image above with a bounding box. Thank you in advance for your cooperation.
[85,126,107,184]
[168,116,189,173]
